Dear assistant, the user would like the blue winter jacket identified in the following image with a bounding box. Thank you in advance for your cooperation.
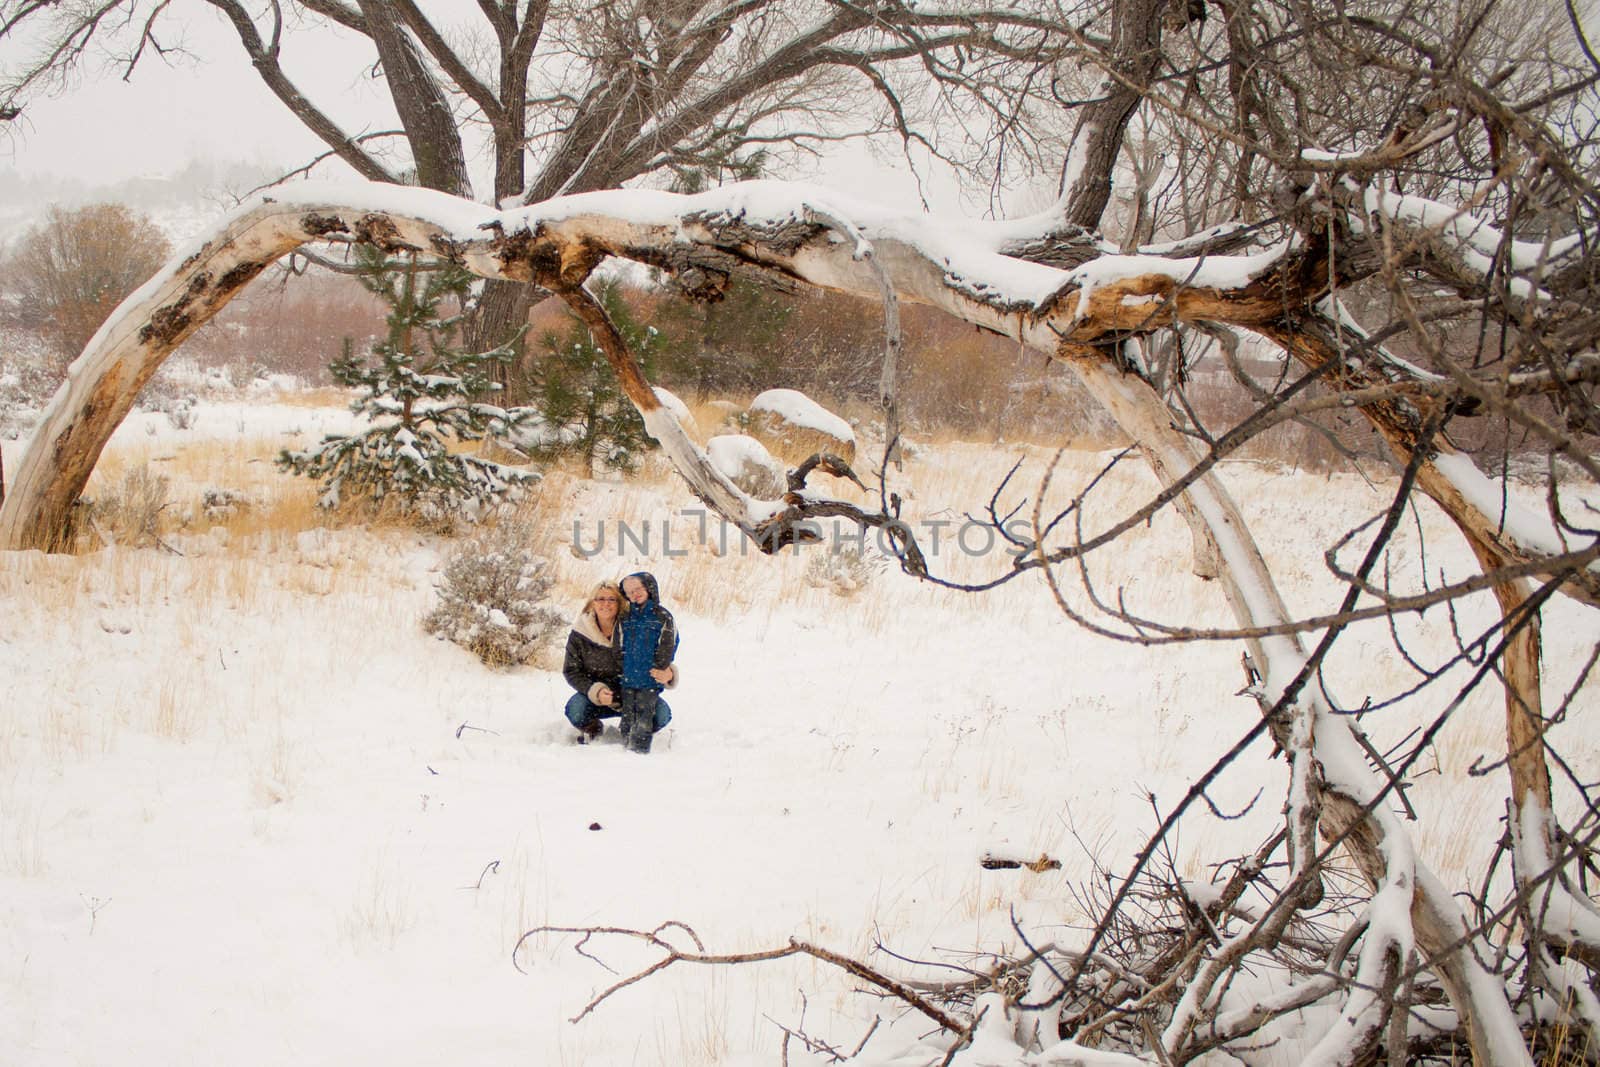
[618,572,678,690]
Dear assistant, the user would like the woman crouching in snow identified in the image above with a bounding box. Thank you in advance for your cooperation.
[561,580,676,746]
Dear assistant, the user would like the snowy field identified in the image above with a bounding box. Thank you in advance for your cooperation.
[2,396,1596,1065]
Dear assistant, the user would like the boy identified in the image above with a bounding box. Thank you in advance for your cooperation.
[617,571,678,754]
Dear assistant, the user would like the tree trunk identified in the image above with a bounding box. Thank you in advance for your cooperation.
[1059,0,1166,232]
[470,279,534,397]
[354,0,470,196]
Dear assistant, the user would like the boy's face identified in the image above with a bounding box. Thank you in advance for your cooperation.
[622,577,649,605]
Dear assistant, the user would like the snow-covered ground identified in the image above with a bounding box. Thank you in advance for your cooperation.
[1,396,1596,1065]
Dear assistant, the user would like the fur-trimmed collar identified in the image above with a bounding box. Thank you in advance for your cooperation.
[572,610,617,647]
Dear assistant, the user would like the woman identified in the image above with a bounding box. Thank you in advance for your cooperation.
[562,581,675,743]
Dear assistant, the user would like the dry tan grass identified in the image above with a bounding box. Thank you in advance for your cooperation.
[1,799,46,878]
[912,416,1131,452]
[341,851,416,950]
[151,676,201,741]
[269,386,357,409]
[660,975,735,1065]
[56,394,1107,627]
[682,396,749,440]
[494,845,551,952]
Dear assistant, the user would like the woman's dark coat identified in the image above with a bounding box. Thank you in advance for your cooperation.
[562,612,622,705]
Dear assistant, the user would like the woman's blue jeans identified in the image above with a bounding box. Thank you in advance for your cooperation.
[564,692,672,732]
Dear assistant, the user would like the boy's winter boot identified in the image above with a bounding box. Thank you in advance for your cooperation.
[620,689,656,754]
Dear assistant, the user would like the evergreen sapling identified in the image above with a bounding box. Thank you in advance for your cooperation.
[279,248,536,520]
[514,279,664,475]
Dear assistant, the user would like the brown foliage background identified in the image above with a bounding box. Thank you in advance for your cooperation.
[5,203,172,363]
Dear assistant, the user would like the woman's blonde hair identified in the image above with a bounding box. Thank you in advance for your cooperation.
[583,581,626,619]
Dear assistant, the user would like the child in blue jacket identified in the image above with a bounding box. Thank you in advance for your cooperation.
[617,571,678,754]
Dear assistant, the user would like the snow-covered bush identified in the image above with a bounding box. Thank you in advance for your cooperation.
[423,522,566,667]
[804,543,881,597]
[137,392,198,430]
[199,486,252,522]
[0,371,42,441]
[0,332,60,440]
[747,387,856,466]
[136,361,208,430]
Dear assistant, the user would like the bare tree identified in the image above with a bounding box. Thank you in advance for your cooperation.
[5,202,173,361]
[0,0,1080,359]
[2,0,1599,1062]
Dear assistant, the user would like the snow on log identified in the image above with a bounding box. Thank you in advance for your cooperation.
[747,388,857,466]
[650,387,694,434]
[706,435,787,499]
[0,175,1586,625]
[1362,188,1586,299]
[1432,451,1600,591]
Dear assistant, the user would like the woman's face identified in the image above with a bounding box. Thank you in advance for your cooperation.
[592,590,620,622]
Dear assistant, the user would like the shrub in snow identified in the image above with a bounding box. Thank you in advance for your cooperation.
[804,543,881,597]
[86,465,172,547]
[0,375,40,440]
[166,398,198,430]
[707,433,786,498]
[0,339,59,440]
[200,486,251,522]
[747,387,856,466]
[423,522,566,667]
[137,387,198,431]
[248,371,303,394]
[278,247,538,523]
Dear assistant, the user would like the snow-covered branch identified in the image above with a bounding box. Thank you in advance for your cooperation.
[0,177,1331,552]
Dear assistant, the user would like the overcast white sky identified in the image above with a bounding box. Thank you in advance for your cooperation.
[0,6,991,216]
[2,9,396,185]
[23,3,1586,219]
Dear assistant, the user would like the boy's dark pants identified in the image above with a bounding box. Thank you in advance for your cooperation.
[619,688,660,754]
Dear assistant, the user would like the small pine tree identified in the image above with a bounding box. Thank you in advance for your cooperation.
[279,247,536,519]
[654,275,795,400]
[516,279,666,474]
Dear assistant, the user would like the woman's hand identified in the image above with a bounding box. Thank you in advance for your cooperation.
[597,686,614,706]
[649,667,674,685]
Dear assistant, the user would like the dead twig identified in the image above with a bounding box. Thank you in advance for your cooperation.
[516,923,965,1032]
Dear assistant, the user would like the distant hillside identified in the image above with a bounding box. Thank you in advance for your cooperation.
[0,160,281,248]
